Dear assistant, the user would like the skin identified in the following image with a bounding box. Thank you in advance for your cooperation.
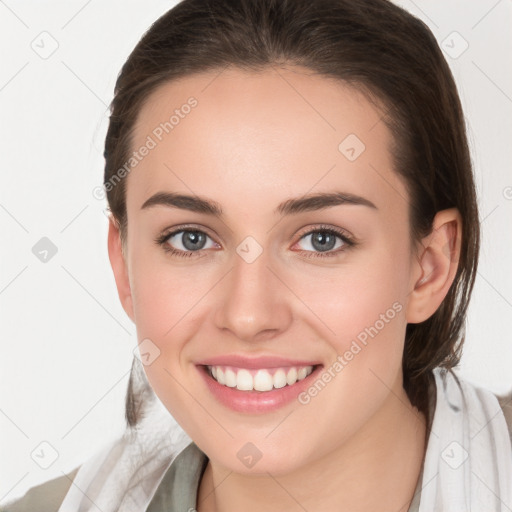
[108,65,462,511]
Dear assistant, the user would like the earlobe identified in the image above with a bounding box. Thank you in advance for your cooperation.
[406,208,462,324]
[107,216,135,323]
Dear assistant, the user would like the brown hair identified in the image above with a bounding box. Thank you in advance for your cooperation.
[103,0,480,429]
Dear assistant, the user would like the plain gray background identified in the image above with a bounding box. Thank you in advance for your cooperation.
[1,0,511,504]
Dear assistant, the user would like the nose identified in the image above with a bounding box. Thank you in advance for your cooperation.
[213,247,292,343]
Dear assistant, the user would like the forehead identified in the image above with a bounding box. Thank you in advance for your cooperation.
[127,65,407,215]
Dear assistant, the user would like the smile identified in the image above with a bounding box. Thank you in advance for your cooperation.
[196,355,323,413]
[207,365,315,392]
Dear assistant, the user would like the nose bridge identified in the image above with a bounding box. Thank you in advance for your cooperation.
[213,241,291,341]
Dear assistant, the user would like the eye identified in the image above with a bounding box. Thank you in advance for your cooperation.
[155,224,356,259]
[294,225,355,258]
[155,227,219,258]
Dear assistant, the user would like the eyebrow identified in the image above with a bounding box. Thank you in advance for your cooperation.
[140,190,377,216]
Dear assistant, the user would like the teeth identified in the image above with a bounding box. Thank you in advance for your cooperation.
[297,367,308,380]
[224,368,237,387]
[237,369,253,390]
[254,369,274,391]
[272,369,287,389]
[216,367,225,385]
[286,367,298,385]
[207,365,314,391]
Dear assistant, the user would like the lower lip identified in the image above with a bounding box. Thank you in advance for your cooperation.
[197,365,323,414]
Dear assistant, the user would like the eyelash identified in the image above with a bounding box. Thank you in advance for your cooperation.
[154,224,356,260]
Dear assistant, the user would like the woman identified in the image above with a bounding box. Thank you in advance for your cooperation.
[3,0,511,510]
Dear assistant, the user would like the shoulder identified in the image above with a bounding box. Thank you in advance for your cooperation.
[0,466,80,512]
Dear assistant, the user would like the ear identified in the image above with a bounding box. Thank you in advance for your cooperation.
[107,216,135,323]
[406,208,462,323]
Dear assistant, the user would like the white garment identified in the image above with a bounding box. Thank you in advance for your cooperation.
[58,361,192,512]
[58,364,512,512]
[418,368,512,511]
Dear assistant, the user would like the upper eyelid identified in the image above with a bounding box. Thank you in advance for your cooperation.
[162,224,219,244]
[296,224,351,238]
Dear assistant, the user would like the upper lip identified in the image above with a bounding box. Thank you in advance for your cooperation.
[196,354,322,369]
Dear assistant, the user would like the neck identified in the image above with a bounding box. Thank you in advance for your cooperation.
[197,384,428,512]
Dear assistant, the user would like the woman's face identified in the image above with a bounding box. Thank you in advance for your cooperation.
[117,66,423,474]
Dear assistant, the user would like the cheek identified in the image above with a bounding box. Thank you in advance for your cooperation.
[288,241,411,400]
[127,246,222,411]
[129,243,210,340]
[290,242,410,346]
[287,265,409,450]
[128,260,199,426]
